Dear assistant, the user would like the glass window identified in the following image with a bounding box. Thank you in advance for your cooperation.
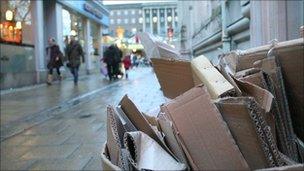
[110,11,114,15]
[131,18,136,24]
[132,10,135,15]
[139,17,143,24]
[110,19,115,24]
[124,10,128,15]
[146,18,150,23]
[139,10,142,14]
[117,19,121,24]
[117,10,121,15]
[124,18,128,24]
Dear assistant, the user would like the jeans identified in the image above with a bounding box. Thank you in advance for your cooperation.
[69,66,79,84]
[49,67,61,75]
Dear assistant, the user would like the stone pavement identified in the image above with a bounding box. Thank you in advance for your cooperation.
[0,67,167,170]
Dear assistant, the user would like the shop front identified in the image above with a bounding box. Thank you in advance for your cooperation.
[0,0,109,90]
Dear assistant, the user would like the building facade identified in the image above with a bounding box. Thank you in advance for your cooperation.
[177,0,304,62]
[0,0,109,90]
[106,2,178,41]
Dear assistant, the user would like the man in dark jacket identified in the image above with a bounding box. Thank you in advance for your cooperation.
[103,45,115,81]
[46,37,63,85]
[67,36,84,85]
[113,44,123,78]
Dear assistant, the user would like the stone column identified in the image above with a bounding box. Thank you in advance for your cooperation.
[221,0,230,52]
[157,8,160,35]
[84,19,93,74]
[32,0,45,83]
[55,3,63,51]
[172,7,175,31]
[98,25,103,59]
[149,8,153,34]
[164,8,168,33]
[142,9,146,32]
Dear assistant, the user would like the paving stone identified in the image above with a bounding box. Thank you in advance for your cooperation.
[1,159,37,170]
[21,132,74,146]
[29,155,92,170]
[0,145,32,160]
[1,135,29,146]
[83,156,103,170]
[19,144,80,160]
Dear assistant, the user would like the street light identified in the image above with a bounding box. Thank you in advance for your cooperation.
[152,16,158,23]
[16,21,22,29]
[5,10,13,21]
[70,30,77,36]
[167,16,172,22]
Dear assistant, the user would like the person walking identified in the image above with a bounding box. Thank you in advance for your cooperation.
[122,53,131,79]
[67,36,84,85]
[113,44,123,78]
[103,45,115,81]
[46,37,63,85]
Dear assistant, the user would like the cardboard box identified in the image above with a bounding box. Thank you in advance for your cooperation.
[161,85,249,170]
[101,142,122,171]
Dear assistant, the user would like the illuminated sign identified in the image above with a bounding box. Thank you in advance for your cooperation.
[83,3,103,19]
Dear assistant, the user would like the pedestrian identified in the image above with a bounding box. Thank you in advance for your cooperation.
[46,37,63,85]
[122,53,131,79]
[103,45,115,81]
[67,36,84,85]
[113,44,123,78]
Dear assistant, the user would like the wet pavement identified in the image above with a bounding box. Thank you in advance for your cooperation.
[0,67,167,170]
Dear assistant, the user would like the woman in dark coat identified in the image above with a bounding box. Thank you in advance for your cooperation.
[46,37,63,85]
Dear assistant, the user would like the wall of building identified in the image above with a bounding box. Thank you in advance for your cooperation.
[178,0,303,63]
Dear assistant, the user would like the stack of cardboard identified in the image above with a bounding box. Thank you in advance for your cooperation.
[101,34,304,170]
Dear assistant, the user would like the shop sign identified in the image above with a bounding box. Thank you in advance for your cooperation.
[83,3,103,19]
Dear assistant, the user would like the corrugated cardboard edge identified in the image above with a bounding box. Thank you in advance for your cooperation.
[101,142,121,171]
[255,164,304,171]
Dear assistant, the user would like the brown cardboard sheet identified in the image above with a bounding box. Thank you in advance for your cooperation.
[106,106,127,168]
[215,97,274,169]
[256,164,304,171]
[151,58,194,99]
[101,142,121,171]
[119,95,175,158]
[116,105,137,132]
[162,85,249,170]
[158,114,189,166]
[124,131,186,171]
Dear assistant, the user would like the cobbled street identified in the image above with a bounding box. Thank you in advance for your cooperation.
[1,67,166,170]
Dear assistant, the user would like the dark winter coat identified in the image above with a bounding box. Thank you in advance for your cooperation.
[103,46,116,65]
[113,45,122,63]
[67,41,84,68]
[46,44,63,69]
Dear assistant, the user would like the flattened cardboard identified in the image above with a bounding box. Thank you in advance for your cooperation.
[256,164,304,171]
[116,105,137,132]
[158,114,189,166]
[106,106,126,167]
[162,85,249,170]
[119,95,175,158]
[124,131,186,171]
[191,55,235,99]
[151,58,194,99]
[215,97,272,169]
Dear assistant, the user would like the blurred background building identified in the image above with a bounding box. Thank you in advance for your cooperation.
[106,1,178,42]
[0,0,109,89]
[177,0,304,62]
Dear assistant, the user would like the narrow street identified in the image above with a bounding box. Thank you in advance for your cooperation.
[1,67,166,170]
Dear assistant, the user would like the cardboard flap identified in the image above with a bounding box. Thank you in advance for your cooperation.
[234,78,274,113]
[119,95,175,158]
[106,106,126,167]
[191,55,235,99]
[162,85,249,170]
[215,97,271,169]
[151,58,195,99]
[158,114,189,167]
[124,131,186,171]
[116,105,137,132]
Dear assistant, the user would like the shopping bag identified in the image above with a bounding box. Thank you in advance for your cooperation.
[100,62,108,76]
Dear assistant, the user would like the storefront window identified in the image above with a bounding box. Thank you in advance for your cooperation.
[0,0,32,44]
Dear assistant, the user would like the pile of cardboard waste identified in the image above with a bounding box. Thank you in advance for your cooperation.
[101,33,304,170]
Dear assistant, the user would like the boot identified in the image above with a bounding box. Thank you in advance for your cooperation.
[58,75,63,81]
[47,74,53,85]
